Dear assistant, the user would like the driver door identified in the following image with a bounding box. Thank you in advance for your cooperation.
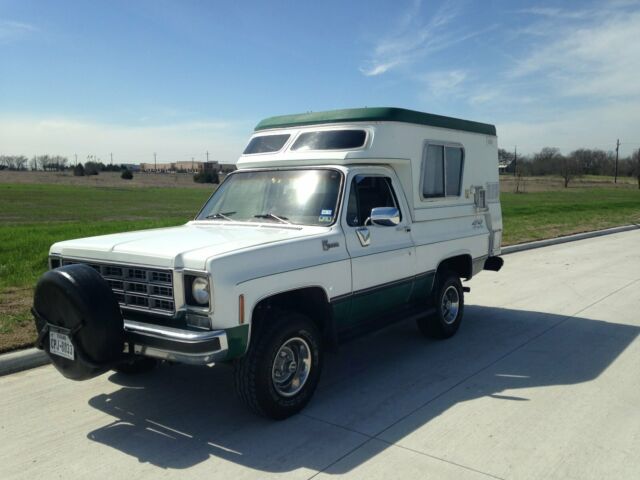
[341,170,416,328]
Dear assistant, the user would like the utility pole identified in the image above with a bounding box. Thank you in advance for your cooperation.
[206,150,209,163]
[513,146,517,177]
[110,152,113,166]
[74,154,77,166]
[637,148,640,190]
[614,139,620,184]
[191,157,194,172]
[154,152,157,172]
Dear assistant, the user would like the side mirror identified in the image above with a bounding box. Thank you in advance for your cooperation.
[369,207,400,226]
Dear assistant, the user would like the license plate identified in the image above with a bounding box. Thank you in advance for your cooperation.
[49,331,74,360]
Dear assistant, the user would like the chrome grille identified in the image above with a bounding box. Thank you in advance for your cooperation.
[61,259,175,314]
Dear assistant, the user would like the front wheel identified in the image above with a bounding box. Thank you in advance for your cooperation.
[234,312,322,419]
[417,270,464,339]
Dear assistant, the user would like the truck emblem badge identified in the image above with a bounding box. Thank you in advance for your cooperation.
[355,228,371,247]
[322,239,340,251]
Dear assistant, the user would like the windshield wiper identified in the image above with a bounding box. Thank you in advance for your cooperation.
[254,212,290,224]
[205,211,235,221]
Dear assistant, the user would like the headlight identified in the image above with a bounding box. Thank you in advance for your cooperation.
[191,277,210,305]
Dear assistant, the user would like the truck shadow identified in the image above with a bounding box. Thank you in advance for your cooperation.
[86,305,639,473]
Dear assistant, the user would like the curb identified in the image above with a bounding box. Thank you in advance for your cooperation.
[1,223,639,377]
[0,348,49,377]
[501,224,640,255]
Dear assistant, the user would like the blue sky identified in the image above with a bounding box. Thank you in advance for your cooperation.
[1,0,639,163]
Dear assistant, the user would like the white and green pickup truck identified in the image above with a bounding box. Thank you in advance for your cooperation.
[33,107,503,419]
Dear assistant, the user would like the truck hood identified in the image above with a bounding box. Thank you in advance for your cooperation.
[50,221,328,269]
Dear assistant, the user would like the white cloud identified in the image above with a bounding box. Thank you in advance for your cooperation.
[420,69,467,98]
[0,20,36,43]
[497,101,640,156]
[469,3,640,154]
[510,9,640,99]
[0,117,249,164]
[360,0,471,76]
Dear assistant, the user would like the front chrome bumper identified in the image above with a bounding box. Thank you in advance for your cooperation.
[123,319,228,365]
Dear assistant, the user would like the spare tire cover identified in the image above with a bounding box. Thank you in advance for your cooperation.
[33,263,124,380]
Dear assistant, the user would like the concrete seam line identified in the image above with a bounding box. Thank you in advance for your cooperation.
[501,224,640,255]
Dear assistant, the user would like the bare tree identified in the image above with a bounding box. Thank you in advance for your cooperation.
[561,153,582,188]
[513,166,527,193]
[15,156,28,170]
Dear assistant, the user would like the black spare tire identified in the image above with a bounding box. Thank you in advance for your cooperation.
[33,263,124,380]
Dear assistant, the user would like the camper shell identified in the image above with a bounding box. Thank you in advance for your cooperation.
[239,107,502,256]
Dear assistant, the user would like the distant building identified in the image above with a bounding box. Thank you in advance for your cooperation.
[121,163,141,172]
[138,159,233,173]
[140,161,203,173]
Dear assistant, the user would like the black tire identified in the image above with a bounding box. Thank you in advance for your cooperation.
[32,263,124,380]
[114,357,158,375]
[234,312,322,420]
[417,269,464,339]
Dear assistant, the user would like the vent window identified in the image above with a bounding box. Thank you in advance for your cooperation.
[291,130,367,151]
[243,134,290,154]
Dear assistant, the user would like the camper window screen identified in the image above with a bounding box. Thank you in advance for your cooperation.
[422,144,463,198]
[243,134,290,154]
[291,130,366,151]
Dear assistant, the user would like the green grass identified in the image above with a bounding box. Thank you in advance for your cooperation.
[1,182,639,352]
[0,184,213,352]
[502,188,640,245]
[0,184,213,290]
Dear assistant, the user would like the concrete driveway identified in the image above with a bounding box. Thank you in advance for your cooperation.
[1,230,639,479]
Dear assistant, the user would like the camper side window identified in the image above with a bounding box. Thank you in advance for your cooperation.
[422,144,464,198]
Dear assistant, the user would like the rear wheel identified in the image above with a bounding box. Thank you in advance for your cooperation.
[234,312,322,420]
[417,269,464,339]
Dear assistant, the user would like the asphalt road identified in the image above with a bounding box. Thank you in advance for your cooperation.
[1,230,639,479]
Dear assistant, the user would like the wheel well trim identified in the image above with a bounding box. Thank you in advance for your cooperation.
[435,251,473,279]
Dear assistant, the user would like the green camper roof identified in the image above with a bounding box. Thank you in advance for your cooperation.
[254,107,496,136]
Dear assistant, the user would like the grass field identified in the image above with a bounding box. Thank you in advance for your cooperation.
[0,183,212,352]
[1,177,639,353]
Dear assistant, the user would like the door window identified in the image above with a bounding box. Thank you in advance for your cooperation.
[346,175,401,226]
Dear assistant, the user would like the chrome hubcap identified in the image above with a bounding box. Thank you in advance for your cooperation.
[271,337,312,397]
[441,285,460,325]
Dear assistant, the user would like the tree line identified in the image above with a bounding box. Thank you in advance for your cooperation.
[0,155,129,173]
[499,147,640,188]
[0,154,220,183]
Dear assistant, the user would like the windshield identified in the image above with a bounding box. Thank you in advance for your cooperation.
[196,169,342,226]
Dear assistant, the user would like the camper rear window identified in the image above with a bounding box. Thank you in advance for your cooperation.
[243,134,290,154]
[291,130,367,151]
[422,144,464,198]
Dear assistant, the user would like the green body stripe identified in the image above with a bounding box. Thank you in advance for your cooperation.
[224,324,250,360]
[331,272,436,330]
